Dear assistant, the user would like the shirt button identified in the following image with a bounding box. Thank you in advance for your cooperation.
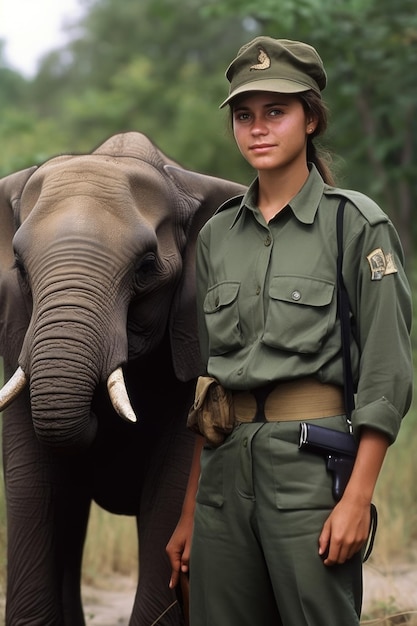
[256,286,261,295]
[237,368,243,376]
[264,235,272,246]
[243,437,248,448]
[291,290,301,301]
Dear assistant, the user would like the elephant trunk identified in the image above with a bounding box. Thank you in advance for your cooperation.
[26,295,137,450]
[30,332,100,450]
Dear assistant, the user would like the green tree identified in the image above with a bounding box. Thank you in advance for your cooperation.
[27,0,255,181]
[1,0,416,258]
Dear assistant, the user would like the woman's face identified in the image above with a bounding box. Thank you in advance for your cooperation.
[232,92,316,174]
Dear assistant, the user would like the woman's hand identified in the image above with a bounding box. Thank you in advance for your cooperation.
[166,434,205,587]
[318,427,389,565]
[318,493,371,565]
[166,513,194,589]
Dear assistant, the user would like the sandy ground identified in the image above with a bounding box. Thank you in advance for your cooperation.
[1,564,417,625]
[362,562,417,623]
[81,564,417,625]
[82,576,135,626]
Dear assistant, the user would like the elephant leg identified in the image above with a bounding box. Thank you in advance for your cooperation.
[58,471,91,626]
[3,397,91,626]
[129,426,195,626]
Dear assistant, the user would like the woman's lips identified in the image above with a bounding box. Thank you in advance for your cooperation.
[249,143,275,153]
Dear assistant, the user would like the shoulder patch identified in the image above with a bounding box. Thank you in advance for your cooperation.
[215,194,245,214]
[324,187,388,226]
[367,248,398,280]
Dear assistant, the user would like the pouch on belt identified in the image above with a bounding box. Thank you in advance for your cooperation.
[187,376,234,447]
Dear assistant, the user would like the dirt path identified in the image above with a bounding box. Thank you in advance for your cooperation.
[1,565,417,625]
[82,564,417,625]
[363,562,417,623]
[77,563,417,626]
[82,577,135,626]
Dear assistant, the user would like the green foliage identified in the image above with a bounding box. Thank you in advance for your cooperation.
[0,0,258,184]
[1,0,416,257]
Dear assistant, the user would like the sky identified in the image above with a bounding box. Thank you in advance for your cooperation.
[0,0,84,77]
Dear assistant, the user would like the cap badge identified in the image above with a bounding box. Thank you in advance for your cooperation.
[250,47,271,71]
[367,248,398,281]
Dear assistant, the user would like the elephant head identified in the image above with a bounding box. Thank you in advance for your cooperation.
[0,131,246,452]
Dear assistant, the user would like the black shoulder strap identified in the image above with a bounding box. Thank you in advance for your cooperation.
[336,198,354,433]
[337,199,378,562]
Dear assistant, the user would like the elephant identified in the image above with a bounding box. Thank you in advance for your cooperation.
[0,131,246,626]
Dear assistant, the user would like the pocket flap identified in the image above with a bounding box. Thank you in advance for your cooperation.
[204,282,240,313]
[269,276,334,307]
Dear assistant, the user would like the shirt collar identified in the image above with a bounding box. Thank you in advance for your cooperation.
[230,164,325,228]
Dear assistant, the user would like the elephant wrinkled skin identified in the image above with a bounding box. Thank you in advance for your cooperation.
[0,132,246,625]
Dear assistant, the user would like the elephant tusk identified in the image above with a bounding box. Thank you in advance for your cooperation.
[107,367,137,423]
[0,366,28,411]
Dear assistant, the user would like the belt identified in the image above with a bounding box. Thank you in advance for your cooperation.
[233,378,345,423]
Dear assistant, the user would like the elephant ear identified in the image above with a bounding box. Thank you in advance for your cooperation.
[164,165,246,382]
[0,167,37,358]
[0,167,37,269]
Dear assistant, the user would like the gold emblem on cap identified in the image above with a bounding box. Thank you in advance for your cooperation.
[250,47,271,71]
[367,248,398,281]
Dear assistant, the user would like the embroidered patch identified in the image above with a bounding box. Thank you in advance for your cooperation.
[250,47,271,71]
[366,248,398,280]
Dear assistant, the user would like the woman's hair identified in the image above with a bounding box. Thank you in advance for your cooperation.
[299,90,336,186]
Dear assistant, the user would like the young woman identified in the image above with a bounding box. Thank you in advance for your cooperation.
[166,37,413,625]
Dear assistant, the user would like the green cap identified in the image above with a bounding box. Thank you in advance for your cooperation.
[220,37,327,108]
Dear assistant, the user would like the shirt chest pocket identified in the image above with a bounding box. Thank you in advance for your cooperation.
[203,281,244,356]
[263,275,336,354]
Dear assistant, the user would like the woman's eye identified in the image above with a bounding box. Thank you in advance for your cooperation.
[234,112,250,122]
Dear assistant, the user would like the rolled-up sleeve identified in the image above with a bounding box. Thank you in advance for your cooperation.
[344,216,413,443]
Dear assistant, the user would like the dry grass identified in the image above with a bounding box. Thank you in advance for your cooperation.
[82,503,138,586]
[362,614,417,625]
[370,407,417,566]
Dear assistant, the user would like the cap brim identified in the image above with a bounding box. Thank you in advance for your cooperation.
[219,78,314,108]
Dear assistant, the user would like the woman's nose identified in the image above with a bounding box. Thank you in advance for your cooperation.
[251,116,268,134]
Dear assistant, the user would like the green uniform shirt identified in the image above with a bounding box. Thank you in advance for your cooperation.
[196,165,413,443]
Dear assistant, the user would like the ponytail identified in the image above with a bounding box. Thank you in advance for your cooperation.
[299,91,336,186]
[306,139,335,186]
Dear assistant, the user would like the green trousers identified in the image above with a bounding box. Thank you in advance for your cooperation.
[189,418,362,626]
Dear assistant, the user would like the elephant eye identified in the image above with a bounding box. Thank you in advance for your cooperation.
[133,253,157,291]
[13,254,27,279]
[13,253,32,296]
[136,253,156,275]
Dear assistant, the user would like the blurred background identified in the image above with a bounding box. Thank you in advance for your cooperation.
[0,0,416,621]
